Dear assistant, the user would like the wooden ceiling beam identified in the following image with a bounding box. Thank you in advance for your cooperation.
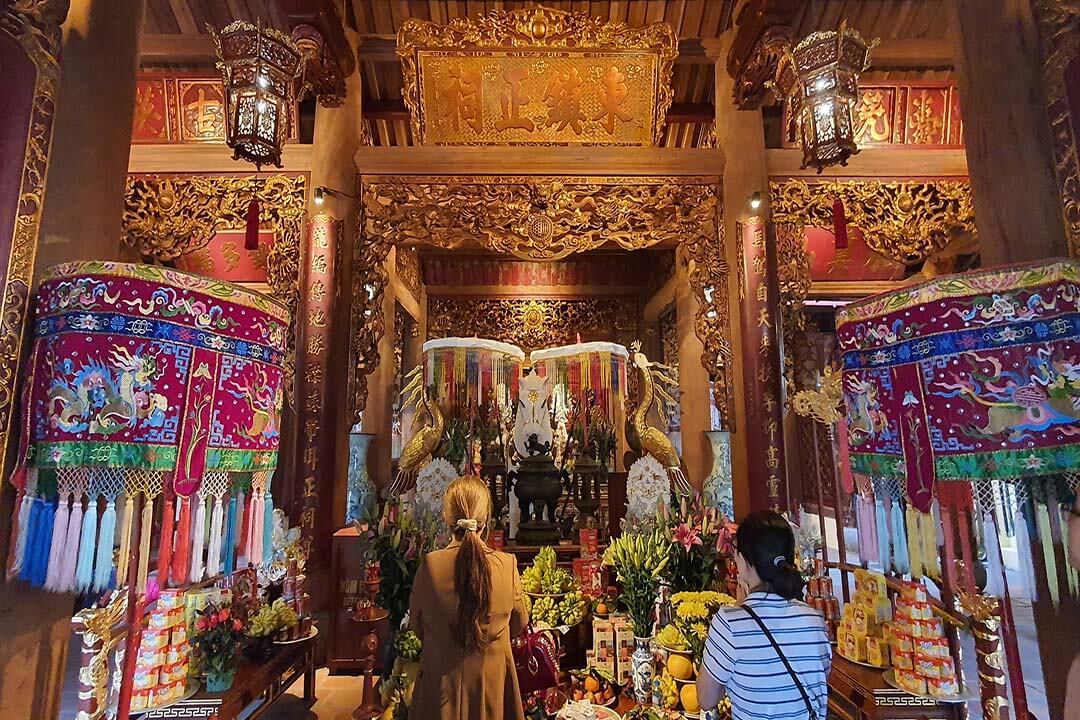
[870,37,955,69]
[140,34,217,63]
[360,98,716,124]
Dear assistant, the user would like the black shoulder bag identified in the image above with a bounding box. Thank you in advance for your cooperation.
[742,605,819,720]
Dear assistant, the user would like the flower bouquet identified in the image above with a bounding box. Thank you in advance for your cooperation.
[602,527,670,637]
[193,603,244,692]
[661,497,725,593]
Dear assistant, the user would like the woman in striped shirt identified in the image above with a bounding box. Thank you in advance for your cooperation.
[696,511,832,720]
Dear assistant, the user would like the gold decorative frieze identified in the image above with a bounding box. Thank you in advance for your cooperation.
[362,176,717,262]
[396,5,676,147]
[769,179,976,264]
[352,175,733,428]
[0,1,65,466]
[428,296,638,353]
[394,246,422,304]
[1034,1,1080,258]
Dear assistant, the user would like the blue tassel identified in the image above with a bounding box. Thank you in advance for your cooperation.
[93,499,117,592]
[75,497,98,592]
[891,500,910,575]
[223,494,238,575]
[33,500,56,588]
[262,491,273,562]
[19,498,42,583]
[875,496,890,573]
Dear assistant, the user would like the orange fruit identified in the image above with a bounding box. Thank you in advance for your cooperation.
[667,655,694,680]
[584,676,601,693]
[596,602,608,615]
[680,684,700,713]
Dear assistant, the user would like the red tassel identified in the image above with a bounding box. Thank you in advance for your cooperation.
[170,496,191,585]
[832,197,849,250]
[157,494,174,588]
[245,197,260,251]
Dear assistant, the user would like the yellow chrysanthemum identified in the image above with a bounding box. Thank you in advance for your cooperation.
[676,601,708,620]
[692,622,709,640]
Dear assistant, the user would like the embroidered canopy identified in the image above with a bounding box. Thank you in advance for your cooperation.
[837,260,1080,512]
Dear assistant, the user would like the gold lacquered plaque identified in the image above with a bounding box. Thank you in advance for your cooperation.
[398,6,677,147]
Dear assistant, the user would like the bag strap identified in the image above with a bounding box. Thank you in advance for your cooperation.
[743,604,818,720]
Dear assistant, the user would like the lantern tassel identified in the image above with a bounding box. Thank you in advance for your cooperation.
[58,495,85,592]
[137,497,153,593]
[982,511,1005,597]
[206,496,224,577]
[7,490,27,580]
[93,499,117,591]
[75,496,98,592]
[190,495,207,582]
[45,494,70,591]
[171,496,192,585]
[19,497,43,584]
[832,197,849,250]
[262,490,274,563]
[116,494,135,587]
[31,499,55,588]
[890,500,910,575]
[249,493,263,565]
[1015,506,1037,601]
[240,491,253,562]
[245,197,260,251]
[875,495,890,572]
[223,493,238,575]
[157,495,174,588]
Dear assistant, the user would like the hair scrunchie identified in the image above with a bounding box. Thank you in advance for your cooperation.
[456,518,479,533]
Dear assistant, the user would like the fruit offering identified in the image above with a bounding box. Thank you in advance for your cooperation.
[656,623,688,651]
[657,668,679,709]
[522,546,576,595]
[394,629,422,662]
[568,667,619,706]
[246,605,279,637]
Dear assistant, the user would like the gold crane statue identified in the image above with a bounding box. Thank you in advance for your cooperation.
[388,366,445,496]
[628,340,691,495]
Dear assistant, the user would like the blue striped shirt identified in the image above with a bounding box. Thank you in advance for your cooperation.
[702,592,832,720]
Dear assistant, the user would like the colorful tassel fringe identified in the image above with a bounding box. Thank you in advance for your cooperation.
[206,496,223,577]
[224,494,238,575]
[58,495,84,592]
[137,497,153,593]
[75,496,98,592]
[190,496,207,583]
[157,495,175,588]
[262,491,273,563]
[93,499,116,592]
[116,495,135,585]
[171,496,192,586]
[890,500,909,575]
[44,495,70,591]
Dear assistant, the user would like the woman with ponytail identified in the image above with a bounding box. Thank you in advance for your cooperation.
[697,511,832,719]
[408,476,529,720]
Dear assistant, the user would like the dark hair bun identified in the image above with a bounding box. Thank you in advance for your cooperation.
[735,511,805,600]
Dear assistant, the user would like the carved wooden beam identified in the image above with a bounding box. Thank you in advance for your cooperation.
[726,0,803,109]
[275,0,355,107]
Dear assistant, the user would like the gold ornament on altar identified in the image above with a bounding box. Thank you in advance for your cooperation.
[773,21,877,173]
[628,341,689,495]
[792,365,844,426]
[211,20,302,168]
[390,366,446,495]
[396,5,676,147]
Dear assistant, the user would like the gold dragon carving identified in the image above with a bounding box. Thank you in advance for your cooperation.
[353,176,733,429]
[769,179,977,264]
[396,5,677,147]
[0,1,66,467]
[427,297,638,353]
[71,590,128,720]
[1034,1,1080,259]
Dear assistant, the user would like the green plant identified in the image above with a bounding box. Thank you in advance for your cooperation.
[193,603,244,677]
[361,500,442,628]
[602,527,670,636]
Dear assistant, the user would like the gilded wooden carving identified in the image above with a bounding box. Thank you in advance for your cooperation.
[362,176,717,262]
[394,245,422,304]
[353,176,733,428]
[428,296,638,353]
[1034,1,1080,258]
[0,1,67,467]
[123,173,307,395]
[397,5,677,147]
[769,179,976,264]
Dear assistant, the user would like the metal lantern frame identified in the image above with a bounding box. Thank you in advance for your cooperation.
[212,19,302,169]
[775,21,876,173]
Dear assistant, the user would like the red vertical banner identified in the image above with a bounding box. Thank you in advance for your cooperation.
[295,213,339,561]
[738,219,789,512]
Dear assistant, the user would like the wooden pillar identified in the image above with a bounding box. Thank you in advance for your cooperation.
[362,251,397,490]
[675,246,711,490]
[714,33,773,515]
[38,0,144,271]
[950,0,1069,265]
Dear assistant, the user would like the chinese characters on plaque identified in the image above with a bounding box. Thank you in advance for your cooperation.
[417,53,659,146]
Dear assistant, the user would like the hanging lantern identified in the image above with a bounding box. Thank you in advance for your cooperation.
[775,21,876,173]
[211,20,302,169]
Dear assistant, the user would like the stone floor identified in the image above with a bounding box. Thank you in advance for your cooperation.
[261,670,365,720]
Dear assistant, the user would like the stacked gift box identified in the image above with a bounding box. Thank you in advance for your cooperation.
[586,615,635,686]
[805,562,841,642]
[886,581,959,698]
[837,569,892,667]
[131,590,191,711]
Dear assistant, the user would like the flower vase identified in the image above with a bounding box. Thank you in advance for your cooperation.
[346,432,376,524]
[703,430,733,518]
[631,636,655,704]
[205,668,236,692]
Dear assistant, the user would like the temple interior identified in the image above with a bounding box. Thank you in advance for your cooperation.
[0,1,1078,719]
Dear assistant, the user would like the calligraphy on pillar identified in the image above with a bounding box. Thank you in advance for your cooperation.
[398,6,676,147]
